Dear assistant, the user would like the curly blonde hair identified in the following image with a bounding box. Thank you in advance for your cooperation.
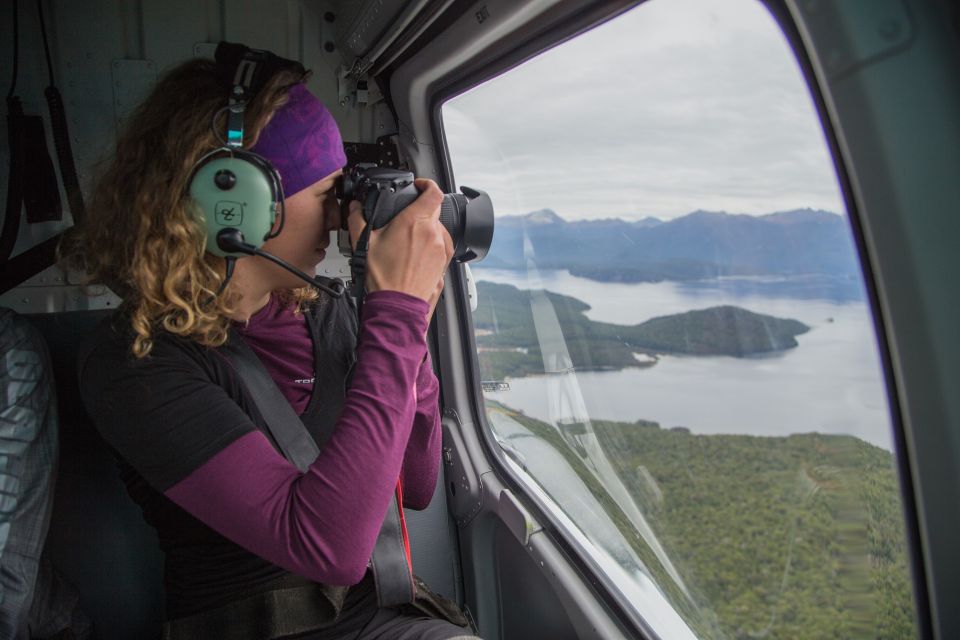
[64,59,318,357]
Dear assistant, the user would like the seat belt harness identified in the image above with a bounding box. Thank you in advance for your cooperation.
[219,330,416,607]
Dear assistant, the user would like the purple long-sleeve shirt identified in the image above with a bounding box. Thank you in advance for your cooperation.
[231,291,442,511]
[164,291,438,586]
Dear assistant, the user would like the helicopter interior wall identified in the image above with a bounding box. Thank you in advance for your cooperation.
[493,521,580,639]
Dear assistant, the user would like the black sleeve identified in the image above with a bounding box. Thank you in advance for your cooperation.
[78,322,257,492]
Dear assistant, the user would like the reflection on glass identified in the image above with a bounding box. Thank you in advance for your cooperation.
[443,0,916,638]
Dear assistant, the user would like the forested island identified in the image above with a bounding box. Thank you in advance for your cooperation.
[488,402,916,639]
[474,281,809,379]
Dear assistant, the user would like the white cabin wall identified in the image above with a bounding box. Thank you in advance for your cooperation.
[0,0,366,313]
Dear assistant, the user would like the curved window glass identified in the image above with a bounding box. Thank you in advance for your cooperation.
[442,1,917,638]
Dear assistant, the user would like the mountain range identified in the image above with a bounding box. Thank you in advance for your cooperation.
[482,208,860,282]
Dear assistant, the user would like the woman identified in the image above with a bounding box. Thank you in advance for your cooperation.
[65,51,478,639]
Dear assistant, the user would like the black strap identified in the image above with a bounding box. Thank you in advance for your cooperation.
[44,86,84,223]
[218,330,415,606]
[161,580,340,640]
[2,97,25,264]
[214,42,306,97]
[2,1,26,262]
[0,1,84,284]
[371,493,416,607]
[37,0,85,224]
[22,111,62,223]
[220,330,319,472]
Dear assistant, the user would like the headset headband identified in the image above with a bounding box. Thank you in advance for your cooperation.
[213,42,306,147]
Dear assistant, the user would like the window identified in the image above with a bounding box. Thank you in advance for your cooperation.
[442,1,917,638]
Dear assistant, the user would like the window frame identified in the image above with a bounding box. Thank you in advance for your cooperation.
[426,0,930,637]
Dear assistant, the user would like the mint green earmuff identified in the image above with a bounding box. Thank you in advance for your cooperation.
[188,148,282,257]
[186,43,292,267]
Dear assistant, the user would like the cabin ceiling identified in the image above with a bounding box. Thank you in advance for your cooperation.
[324,0,460,72]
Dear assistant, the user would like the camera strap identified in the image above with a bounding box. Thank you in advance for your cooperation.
[348,216,376,312]
[220,329,415,607]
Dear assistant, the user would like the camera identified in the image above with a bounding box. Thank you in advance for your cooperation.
[335,164,494,263]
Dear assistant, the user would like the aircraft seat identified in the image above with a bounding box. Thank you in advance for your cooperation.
[29,310,166,639]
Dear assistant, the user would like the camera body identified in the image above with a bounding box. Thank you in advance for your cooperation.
[335,163,494,264]
[335,164,419,257]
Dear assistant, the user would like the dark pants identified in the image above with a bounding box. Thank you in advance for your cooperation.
[163,572,481,640]
[292,606,481,639]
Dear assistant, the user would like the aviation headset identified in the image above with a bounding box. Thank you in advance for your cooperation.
[188,42,305,259]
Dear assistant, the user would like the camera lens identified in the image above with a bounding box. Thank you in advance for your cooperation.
[337,165,494,264]
[439,187,494,262]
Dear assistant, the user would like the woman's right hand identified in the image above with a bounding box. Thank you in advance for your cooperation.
[347,178,454,302]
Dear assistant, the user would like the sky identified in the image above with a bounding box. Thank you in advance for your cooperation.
[442,0,846,221]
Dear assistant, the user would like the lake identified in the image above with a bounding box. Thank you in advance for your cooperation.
[471,267,898,451]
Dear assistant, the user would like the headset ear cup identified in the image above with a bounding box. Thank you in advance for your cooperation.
[188,150,282,257]
[238,150,284,237]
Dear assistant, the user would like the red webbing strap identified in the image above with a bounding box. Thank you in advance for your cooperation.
[371,483,416,607]
[396,480,413,571]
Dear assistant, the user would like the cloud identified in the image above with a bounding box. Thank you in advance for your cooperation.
[443,0,845,220]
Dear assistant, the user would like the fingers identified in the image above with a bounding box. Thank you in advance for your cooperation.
[411,180,452,270]
[406,179,444,222]
[354,177,452,302]
[440,224,454,262]
[401,179,451,260]
[349,179,441,245]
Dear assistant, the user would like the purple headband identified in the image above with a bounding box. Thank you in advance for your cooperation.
[251,83,346,198]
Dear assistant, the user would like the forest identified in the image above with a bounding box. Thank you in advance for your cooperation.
[487,402,916,639]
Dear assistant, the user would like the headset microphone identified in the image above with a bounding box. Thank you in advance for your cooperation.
[216,229,345,298]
